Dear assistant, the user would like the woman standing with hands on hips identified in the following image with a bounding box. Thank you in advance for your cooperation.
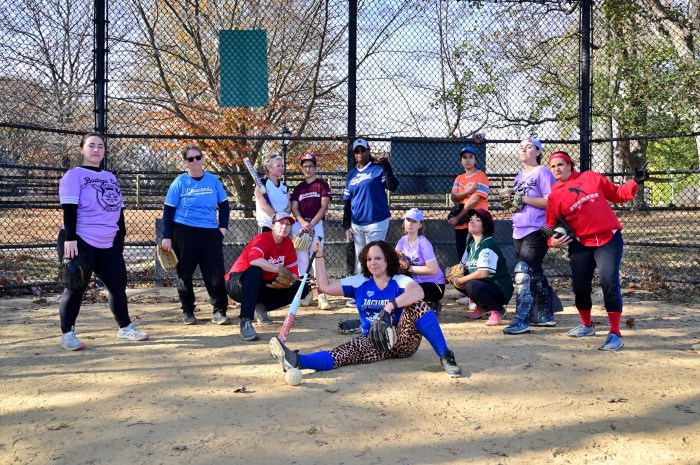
[546,151,648,351]
[270,239,462,378]
[57,133,149,350]
[161,146,230,326]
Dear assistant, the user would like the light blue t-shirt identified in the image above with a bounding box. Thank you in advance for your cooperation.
[340,274,414,334]
[343,162,390,226]
[164,172,228,228]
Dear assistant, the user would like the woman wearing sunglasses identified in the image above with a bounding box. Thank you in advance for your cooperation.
[161,146,231,326]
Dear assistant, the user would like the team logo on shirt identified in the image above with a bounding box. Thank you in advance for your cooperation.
[349,173,373,186]
[85,177,122,211]
[568,183,588,200]
[367,291,374,297]
[186,187,214,195]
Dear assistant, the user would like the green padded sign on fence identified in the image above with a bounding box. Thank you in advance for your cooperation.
[219,30,268,107]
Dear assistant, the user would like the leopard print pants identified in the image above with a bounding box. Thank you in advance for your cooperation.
[329,300,432,368]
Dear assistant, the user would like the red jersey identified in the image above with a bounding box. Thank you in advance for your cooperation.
[546,171,638,247]
[225,232,299,281]
[290,178,331,220]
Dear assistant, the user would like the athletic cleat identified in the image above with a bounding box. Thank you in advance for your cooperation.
[211,310,231,325]
[337,319,362,334]
[239,319,260,341]
[567,324,596,338]
[317,293,331,310]
[503,318,531,335]
[116,323,149,341]
[269,337,300,372]
[61,329,85,351]
[440,349,462,378]
[183,312,197,325]
[485,309,505,326]
[466,306,489,320]
[599,332,624,351]
[254,304,273,325]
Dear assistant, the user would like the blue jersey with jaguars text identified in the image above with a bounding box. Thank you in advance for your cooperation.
[340,274,414,334]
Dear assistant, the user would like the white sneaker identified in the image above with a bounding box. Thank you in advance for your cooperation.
[456,296,477,310]
[346,299,356,307]
[61,329,85,351]
[116,323,149,341]
[318,293,331,310]
[300,292,313,307]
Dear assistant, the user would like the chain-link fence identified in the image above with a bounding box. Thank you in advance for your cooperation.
[1,0,699,291]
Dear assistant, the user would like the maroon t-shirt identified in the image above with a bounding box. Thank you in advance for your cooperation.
[290,178,331,220]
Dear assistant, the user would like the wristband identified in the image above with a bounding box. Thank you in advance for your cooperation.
[390,298,398,312]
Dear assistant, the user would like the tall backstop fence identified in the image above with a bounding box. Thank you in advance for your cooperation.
[0,0,698,290]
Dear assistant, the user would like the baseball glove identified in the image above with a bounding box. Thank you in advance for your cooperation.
[156,244,178,271]
[369,310,396,352]
[397,252,412,276]
[447,204,468,226]
[59,255,91,290]
[338,318,362,334]
[267,265,297,289]
[445,264,466,290]
[499,188,524,212]
[292,230,313,250]
[541,215,574,239]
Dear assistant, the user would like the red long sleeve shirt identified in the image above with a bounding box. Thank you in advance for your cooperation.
[546,171,638,247]
[225,232,299,281]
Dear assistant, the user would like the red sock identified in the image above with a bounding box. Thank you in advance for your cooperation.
[608,312,622,336]
[578,309,592,327]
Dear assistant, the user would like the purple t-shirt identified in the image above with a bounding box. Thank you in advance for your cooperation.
[59,167,123,248]
[395,235,446,285]
[512,165,555,239]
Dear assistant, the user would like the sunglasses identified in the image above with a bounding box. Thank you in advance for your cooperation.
[354,147,367,154]
[186,155,202,162]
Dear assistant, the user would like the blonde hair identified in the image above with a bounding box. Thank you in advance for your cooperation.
[263,154,284,173]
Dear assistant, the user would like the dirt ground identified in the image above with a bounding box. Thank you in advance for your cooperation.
[1,285,699,465]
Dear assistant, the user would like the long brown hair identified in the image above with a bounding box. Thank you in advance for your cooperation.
[358,240,400,278]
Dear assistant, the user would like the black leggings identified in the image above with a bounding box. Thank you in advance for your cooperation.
[419,282,445,303]
[57,230,131,333]
[226,266,310,320]
[513,230,549,273]
[569,231,625,312]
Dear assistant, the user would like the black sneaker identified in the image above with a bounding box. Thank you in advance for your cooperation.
[239,319,259,341]
[211,310,231,325]
[337,319,362,334]
[269,337,300,372]
[430,301,442,317]
[183,312,197,325]
[440,349,462,378]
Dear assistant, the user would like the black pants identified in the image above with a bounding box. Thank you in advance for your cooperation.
[569,231,625,312]
[172,223,228,314]
[226,266,310,320]
[455,229,472,262]
[419,282,445,303]
[513,230,549,273]
[57,230,131,333]
[460,279,509,314]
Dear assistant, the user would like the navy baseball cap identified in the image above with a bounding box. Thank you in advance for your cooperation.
[460,146,477,157]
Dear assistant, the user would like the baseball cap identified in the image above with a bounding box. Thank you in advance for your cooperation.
[522,137,542,151]
[273,211,296,224]
[299,152,317,165]
[460,146,477,157]
[352,139,369,150]
[403,208,424,222]
[549,151,575,168]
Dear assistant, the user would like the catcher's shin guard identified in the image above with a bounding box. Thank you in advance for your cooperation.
[513,261,534,322]
[531,273,556,326]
